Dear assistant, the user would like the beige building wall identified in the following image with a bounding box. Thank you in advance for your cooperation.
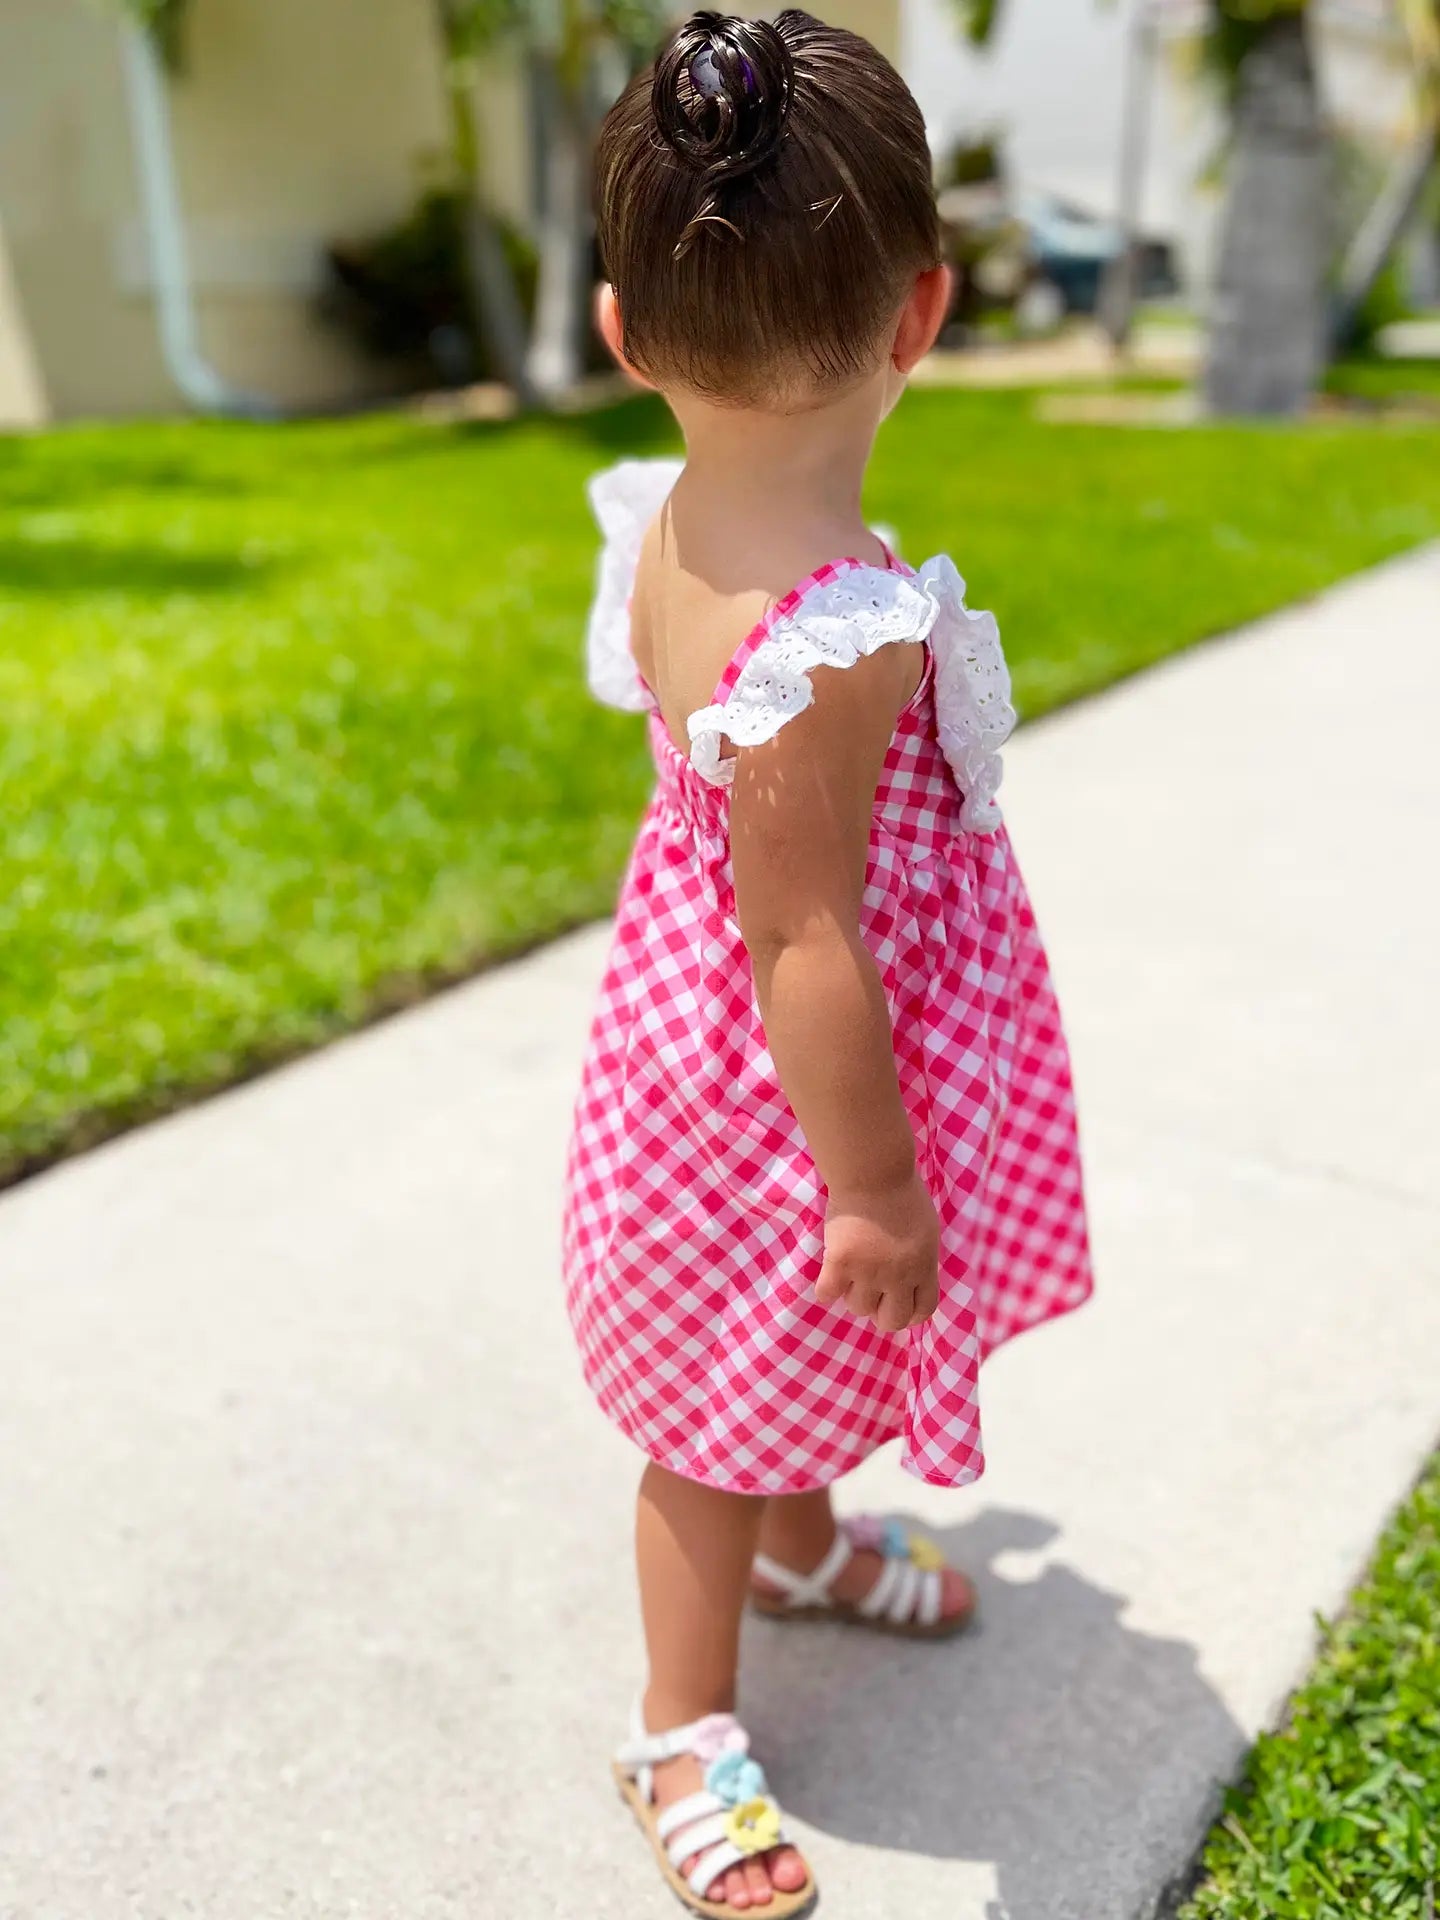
[0,1,168,420]
[0,217,47,428]
[822,0,900,56]
[161,0,530,409]
[0,0,530,420]
[0,0,898,422]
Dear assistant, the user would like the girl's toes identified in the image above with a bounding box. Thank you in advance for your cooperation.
[744,1858,773,1904]
[941,1565,976,1622]
[769,1845,808,1892]
[721,1864,751,1908]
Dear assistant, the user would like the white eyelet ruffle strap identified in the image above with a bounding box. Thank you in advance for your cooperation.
[686,555,1016,833]
[921,553,1015,834]
[686,568,933,784]
[585,457,684,712]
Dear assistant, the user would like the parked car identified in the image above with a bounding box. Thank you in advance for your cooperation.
[938,168,1179,340]
[1018,189,1179,317]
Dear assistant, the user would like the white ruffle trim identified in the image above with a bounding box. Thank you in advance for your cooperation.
[585,457,683,712]
[688,554,1016,833]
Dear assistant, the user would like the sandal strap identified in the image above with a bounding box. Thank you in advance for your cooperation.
[917,1565,943,1628]
[656,1790,725,1843]
[858,1553,938,1625]
[616,1722,701,1769]
[751,1527,854,1608]
[856,1553,904,1619]
[616,1707,743,1772]
[666,1811,732,1870]
[887,1558,923,1624]
[687,1841,750,1897]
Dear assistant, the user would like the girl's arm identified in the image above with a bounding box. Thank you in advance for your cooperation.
[730,649,938,1334]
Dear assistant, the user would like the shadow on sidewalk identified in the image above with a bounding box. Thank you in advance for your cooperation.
[740,1507,1245,1920]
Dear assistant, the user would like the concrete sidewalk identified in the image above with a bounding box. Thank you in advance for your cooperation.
[3,547,1438,1920]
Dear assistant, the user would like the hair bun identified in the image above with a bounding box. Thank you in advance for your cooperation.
[652,12,794,186]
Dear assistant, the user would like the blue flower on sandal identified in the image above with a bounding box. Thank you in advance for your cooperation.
[705,1748,768,1806]
[881,1516,911,1560]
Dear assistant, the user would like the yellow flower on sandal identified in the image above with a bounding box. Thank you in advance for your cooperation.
[908,1533,946,1573]
[723,1796,783,1856]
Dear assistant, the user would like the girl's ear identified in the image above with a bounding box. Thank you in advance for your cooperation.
[594,283,654,389]
[891,264,953,376]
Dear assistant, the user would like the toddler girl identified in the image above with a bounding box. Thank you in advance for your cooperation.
[564,12,1092,1912]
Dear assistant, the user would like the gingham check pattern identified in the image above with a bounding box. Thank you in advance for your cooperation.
[563,554,1093,1495]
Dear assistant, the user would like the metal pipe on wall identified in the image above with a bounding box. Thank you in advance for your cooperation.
[119,22,278,419]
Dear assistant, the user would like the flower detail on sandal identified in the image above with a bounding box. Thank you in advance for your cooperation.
[846,1513,906,1558]
[705,1749,769,1806]
[723,1797,784,1857]
[908,1533,946,1573]
[846,1512,944,1569]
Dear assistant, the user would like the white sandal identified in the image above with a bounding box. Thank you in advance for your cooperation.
[751,1513,974,1639]
[612,1705,816,1919]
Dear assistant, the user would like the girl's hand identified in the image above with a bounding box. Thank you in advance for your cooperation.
[815,1173,940,1333]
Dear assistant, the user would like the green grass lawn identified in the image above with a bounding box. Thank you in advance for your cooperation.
[4,386,1440,1181]
[1180,1451,1440,1920]
[1324,355,1440,406]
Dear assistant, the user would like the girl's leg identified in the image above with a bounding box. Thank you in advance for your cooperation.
[755,1488,841,1578]
[756,1485,974,1619]
[636,1461,808,1910]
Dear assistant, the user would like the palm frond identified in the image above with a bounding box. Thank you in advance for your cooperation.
[1198,0,1311,95]
[594,0,668,61]
[954,0,1004,48]
[436,0,528,59]
[1392,0,1440,109]
[113,0,193,72]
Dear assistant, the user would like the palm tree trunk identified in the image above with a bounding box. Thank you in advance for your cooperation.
[1203,10,1327,416]
[524,54,591,402]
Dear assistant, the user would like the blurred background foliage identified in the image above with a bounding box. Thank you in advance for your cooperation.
[113,0,1439,417]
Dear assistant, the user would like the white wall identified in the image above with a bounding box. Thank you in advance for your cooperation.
[902,0,1189,232]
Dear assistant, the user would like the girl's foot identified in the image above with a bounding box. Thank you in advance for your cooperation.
[614,1709,815,1917]
[651,1748,809,1910]
[751,1509,975,1637]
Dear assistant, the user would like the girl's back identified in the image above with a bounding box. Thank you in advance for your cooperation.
[626,438,917,763]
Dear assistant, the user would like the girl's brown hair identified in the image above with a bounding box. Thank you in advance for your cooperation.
[595,9,940,403]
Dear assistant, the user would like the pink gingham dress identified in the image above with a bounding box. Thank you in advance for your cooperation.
[563,460,1092,1494]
